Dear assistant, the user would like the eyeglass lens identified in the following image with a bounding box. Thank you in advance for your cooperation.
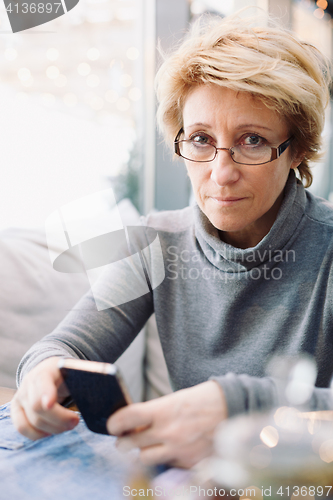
[178,141,273,164]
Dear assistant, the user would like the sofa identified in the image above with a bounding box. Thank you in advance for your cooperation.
[0,199,172,403]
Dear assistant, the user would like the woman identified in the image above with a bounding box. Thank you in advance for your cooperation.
[11,13,333,468]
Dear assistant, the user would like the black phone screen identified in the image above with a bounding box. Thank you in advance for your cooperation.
[60,366,129,435]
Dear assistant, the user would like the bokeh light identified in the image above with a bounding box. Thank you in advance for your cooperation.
[316,0,328,9]
[259,426,279,448]
[319,439,333,463]
[314,8,325,18]
[18,68,31,82]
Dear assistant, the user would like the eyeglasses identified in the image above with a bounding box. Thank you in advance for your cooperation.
[174,128,293,166]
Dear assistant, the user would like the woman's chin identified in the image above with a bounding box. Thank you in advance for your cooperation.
[203,210,249,234]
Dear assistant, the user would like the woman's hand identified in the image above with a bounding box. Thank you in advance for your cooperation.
[107,380,227,469]
[11,357,80,440]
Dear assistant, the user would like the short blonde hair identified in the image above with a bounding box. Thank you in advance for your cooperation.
[155,14,331,187]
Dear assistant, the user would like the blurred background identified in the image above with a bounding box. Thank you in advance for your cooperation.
[0,0,331,229]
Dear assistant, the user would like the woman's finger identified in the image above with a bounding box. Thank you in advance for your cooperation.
[23,404,79,436]
[107,402,154,435]
[25,383,79,434]
[10,396,51,440]
[11,357,79,438]
[116,425,162,451]
[139,443,174,467]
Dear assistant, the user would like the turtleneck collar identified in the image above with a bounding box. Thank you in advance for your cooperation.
[194,170,306,272]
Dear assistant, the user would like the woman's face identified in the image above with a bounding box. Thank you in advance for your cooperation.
[182,85,300,248]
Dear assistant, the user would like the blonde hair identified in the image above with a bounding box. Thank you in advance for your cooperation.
[155,13,331,187]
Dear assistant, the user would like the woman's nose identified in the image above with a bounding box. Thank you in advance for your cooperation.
[210,149,241,187]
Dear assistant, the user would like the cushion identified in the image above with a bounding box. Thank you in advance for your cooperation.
[144,315,172,400]
[0,226,91,388]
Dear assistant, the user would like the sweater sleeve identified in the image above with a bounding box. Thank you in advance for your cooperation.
[211,373,333,418]
[17,243,155,386]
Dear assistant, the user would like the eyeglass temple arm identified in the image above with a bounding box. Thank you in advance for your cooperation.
[271,137,293,161]
[174,128,184,155]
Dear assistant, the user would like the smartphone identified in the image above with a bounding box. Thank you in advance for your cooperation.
[58,358,132,435]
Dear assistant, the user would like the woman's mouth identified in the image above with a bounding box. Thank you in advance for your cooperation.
[211,196,246,206]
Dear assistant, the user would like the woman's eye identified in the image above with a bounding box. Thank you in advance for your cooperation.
[190,134,211,145]
[242,134,265,146]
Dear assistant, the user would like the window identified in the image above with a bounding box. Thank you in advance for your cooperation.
[0,0,146,229]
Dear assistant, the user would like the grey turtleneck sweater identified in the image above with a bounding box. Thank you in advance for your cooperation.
[17,172,333,416]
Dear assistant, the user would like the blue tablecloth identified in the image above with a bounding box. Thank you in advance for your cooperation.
[0,402,133,500]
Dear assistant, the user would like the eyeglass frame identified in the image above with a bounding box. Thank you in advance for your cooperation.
[174,128,294,166]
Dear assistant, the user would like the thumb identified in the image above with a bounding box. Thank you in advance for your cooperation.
[107,403,153,435]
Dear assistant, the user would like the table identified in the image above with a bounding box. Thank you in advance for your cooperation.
[0,387,195,499]
[0,386,15,405]
[0,400,136,499]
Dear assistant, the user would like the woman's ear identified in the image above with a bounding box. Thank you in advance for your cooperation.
[290,161,301,170]
[290,151,305,170]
